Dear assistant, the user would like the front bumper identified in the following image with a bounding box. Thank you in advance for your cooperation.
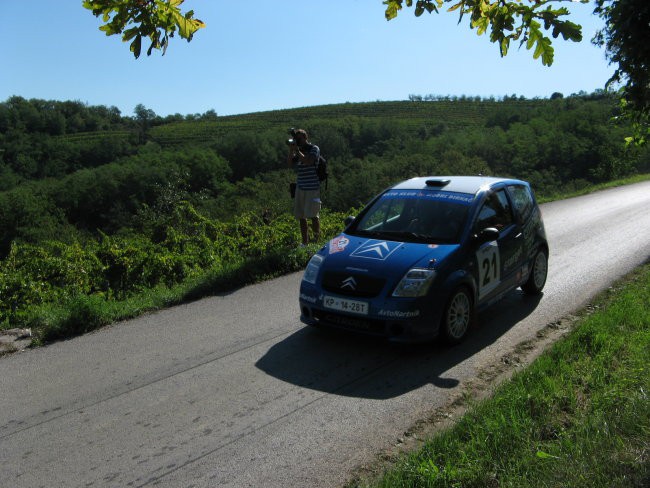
[299,286,444,343]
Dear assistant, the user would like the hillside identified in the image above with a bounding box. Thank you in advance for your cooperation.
[148,98,519,147]
[2,92,649,239]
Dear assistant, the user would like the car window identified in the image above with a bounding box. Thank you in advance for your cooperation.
[507,184,534,221]
[360,198,408,230]
[353,190,472,243]
[474,189,514,231]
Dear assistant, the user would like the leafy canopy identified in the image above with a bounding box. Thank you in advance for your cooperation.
[82,0,205,59]
[383,0,586,66]
[83,0,585,66]
[593,0,650,144]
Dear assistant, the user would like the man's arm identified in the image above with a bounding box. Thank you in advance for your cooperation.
[287,145,298,167]
[296,144,318,166]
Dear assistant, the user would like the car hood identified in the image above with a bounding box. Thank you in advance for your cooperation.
[322,234,459,279]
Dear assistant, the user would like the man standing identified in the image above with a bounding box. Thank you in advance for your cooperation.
[287,129,321,246]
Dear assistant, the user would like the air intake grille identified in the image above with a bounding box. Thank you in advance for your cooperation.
[321,272,386,298]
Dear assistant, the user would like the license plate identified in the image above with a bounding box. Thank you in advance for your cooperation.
[322,295,369,315]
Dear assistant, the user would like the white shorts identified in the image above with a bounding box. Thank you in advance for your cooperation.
[294,188,321,219]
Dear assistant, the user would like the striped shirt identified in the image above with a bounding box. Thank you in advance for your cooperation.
[295,144,320,191]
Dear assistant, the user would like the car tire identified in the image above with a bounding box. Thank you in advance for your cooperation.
[522,248,548,295]
[441,287,474,344]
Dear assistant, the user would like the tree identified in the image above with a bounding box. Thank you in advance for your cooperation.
[384,1,585,66]
[593,0,650,144]
[83,0,586,66]
[83,0,205,59]
[134,103,157,141]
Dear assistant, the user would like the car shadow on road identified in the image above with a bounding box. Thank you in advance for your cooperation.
[255,291,542,400]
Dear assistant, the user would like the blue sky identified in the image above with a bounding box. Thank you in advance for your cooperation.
[0,1,613,117]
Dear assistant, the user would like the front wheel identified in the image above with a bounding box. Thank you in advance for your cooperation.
[441,288,474,344]
[522,248,548,295]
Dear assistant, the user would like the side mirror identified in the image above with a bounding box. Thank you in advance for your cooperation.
[474,227,499,244]
[344,216,355,227]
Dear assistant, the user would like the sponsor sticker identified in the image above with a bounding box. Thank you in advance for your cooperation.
[299,293,318,304]
[329,235,350,254]
[382,190,474,205]
[503,247,523,272]
[378,309,420,318]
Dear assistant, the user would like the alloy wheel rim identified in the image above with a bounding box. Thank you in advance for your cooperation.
[534,252,548,289]
[447,292,470,338]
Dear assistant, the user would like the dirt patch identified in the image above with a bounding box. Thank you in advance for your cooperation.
[0,328,32,356]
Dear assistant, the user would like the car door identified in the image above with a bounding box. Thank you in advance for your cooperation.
[473,188,524,302]
[506,183,539,260]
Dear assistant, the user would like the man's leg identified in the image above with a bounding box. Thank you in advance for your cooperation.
[299,218,309,245]
[311,217,320,243]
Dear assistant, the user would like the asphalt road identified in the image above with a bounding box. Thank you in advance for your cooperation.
[1,181,649,488]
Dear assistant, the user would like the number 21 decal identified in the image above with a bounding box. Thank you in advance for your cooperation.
[476,242,500,299]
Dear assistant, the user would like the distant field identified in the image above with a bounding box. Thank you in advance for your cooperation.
[149,98,543,146]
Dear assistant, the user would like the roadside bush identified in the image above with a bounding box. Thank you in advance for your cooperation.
[0,202,348,337]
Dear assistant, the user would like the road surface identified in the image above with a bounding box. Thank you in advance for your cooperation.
[1,181,649,488]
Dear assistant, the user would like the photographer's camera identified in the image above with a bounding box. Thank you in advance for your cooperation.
[286,127,297,146]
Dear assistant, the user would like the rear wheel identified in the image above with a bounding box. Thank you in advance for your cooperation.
[441,288,474,344]
[522,248,548,295]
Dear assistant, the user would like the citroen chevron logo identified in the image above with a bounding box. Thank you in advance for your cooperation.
[341,276,357,290]
[360,241,389,257]
[350,240,399,260]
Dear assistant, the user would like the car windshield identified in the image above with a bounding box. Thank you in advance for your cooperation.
[349,189,473,244]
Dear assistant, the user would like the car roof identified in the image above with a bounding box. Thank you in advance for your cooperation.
[390,176,525,196]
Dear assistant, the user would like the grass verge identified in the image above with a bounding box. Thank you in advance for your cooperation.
[354,263,650,488]
[536,173,650,203]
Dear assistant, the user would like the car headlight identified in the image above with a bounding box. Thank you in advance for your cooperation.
[392,268,436,297]
[302,254,324,284]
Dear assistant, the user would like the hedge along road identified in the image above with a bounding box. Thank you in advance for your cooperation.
[1,181,649,488]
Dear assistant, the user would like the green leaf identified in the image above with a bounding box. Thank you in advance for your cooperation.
[472,17,489,36]
[526,21,542,50]
[500,37,510,57]
[536,450,560,459]
[130,35,142,59]
[447,2,463,13]
[537,37,554,66]
[171,10,205,40]
[384,1,401,20]
[553,20,583,42]
[122,27,138,42]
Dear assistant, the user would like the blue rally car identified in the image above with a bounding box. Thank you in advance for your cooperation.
[299,176,548,343]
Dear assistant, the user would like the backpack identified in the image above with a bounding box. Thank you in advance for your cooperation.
[316,155,328,189]
[307,143,329,189]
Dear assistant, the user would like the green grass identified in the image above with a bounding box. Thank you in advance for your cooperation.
[354,264,650,488]
[536,173,650,203]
